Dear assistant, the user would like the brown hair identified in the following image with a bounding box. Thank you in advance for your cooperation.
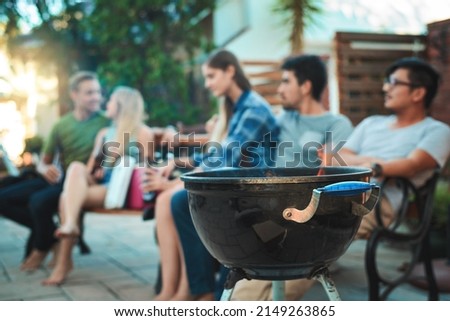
[68,71,98,92]
[205,50,252,142]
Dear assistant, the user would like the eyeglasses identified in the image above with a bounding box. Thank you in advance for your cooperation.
[384,77,418,87]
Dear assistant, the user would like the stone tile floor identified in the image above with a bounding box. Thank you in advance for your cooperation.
[1,214,449,301]
[0,213,159,301]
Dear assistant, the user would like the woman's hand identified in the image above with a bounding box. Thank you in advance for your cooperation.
[159,158,176,178]
[91,167,105,182]
[160,126,178,147]
[140,167,168,193]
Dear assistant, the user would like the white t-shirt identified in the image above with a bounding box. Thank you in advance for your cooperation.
[344,115,450,212]
[276,110,353,168]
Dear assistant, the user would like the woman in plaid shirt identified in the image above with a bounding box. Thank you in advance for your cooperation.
[154,49,279,301]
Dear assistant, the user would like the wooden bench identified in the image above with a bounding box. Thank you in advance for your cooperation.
[77,207,145,254]
[86,208,143,216]
[76,123,210,253]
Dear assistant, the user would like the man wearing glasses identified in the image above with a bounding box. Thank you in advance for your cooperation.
[232,57,450,302]
[338,57,450,238]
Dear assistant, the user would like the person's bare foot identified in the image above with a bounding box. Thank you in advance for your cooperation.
[41,260,73,286]
[20,250,48,272]
[46,256,57,269]
[154,292,177,301]
[46,243,60,269]
[55,225,80,238]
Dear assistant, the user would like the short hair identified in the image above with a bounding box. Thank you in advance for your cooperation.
[385,57,440,108]
[68,71,98,92]
[281,55,327,101]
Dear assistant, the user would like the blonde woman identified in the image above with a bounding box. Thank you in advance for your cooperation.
[42,86,155,285]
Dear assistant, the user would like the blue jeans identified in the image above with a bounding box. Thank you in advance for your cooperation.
[0,176,62,255]
[171,189,228,298]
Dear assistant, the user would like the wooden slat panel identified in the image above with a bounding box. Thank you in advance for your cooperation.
[335,32,426,43]
[337,64,390,75]
[247,70,282,80]
[241,59,282,106]
[428,19,450,128]
[340,80,384,91]
[242,60,280,67]
[253,82,280,95]
[340,97,384,105]
[339,85,385,93]
[338,50,420,60]
[265,95,283,106]
[335,32,426,125]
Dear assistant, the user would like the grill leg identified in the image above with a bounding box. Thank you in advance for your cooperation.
[315,270,341,301]
[272,281,285,300]
[220,268,246,301]
[220,288,234,301]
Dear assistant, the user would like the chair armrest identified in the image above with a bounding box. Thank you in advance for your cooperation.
[372,170,440,242]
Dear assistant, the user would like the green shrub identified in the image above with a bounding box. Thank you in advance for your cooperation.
[432,180,450,231]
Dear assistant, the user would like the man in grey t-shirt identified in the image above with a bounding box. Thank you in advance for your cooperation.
[275,55,353,168]
[276,111,353,168]
[232,54,353,300]
[341,57,450,239]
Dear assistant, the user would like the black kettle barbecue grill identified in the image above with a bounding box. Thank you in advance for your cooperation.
[181,167,380,300]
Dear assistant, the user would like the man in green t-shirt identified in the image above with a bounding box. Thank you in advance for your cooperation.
[0,71,110,270]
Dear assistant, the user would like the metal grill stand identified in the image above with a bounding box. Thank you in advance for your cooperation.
[220,268,341,301]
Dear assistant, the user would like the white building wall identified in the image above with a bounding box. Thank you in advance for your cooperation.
[213,0,335,59]
[214,0,291,60]
[212,0,450,114]
[213,0,337,111]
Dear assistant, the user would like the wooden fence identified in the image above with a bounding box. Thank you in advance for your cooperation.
[334,32,426,125]
[241,60,283,106]
[427,18,450,126]
[241,57,330,111]
[231,29,450,128]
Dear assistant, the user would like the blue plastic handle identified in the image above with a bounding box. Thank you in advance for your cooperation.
[317,181,374,197]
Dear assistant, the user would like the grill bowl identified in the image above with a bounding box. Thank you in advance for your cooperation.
[182,167,374,280]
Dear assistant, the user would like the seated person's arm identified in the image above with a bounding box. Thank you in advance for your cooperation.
[87,128,108,182]
[375,149,438,178]
[37,154,61,184]
[37,124,64,184]
[338,148,438,179]
[332,148,382,167]
[164,127,210,146]
[141,154,198,194]
[142,115,218,191]
[139,126,156,164]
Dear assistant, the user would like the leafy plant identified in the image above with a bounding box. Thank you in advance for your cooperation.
[2,1,94,113]
[273,0,323,53]
[1,0,217,126]
[84,0,217,126]
[432,180,450,231]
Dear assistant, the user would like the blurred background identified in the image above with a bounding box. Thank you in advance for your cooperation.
[0,0,449,167]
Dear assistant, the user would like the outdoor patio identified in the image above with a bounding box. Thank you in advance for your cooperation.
[1,213,449,301]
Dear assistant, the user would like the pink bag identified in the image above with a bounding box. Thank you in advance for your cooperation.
[126,167,145,210]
